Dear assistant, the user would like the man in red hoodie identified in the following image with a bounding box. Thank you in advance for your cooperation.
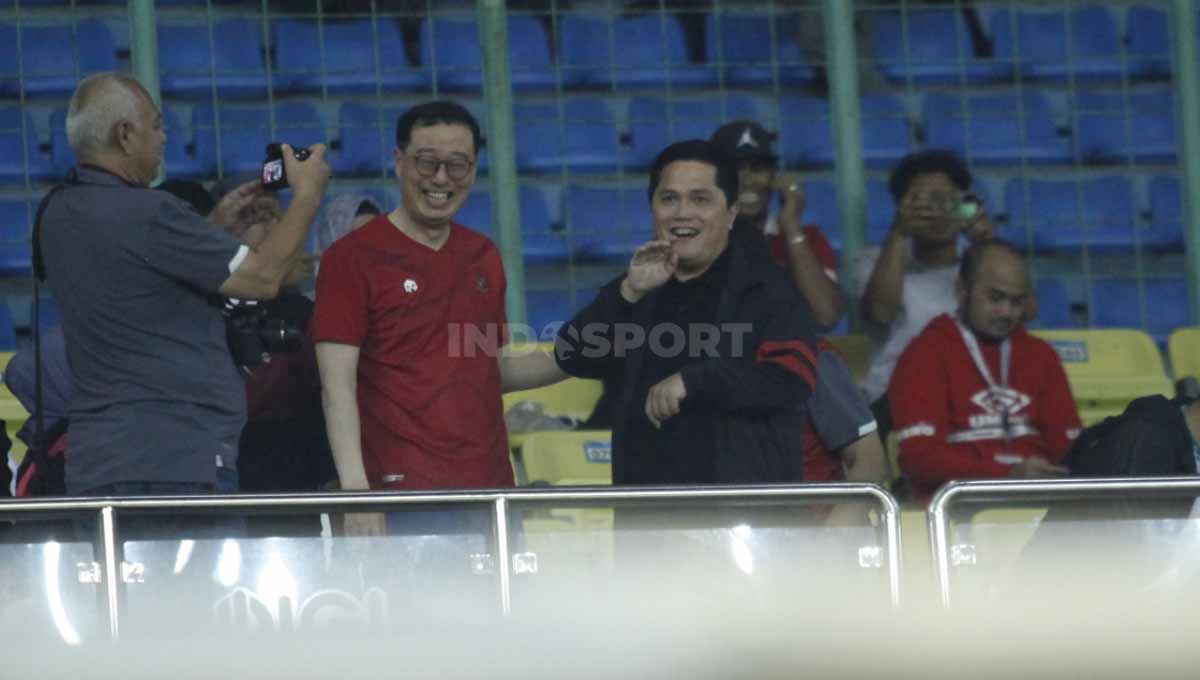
[890,239,1081,499]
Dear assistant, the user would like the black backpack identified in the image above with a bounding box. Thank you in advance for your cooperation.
[1065,395,1197,477]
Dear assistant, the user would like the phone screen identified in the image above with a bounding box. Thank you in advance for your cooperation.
[262,159,284,185]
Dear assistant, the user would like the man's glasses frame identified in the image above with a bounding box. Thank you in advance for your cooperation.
[411,154,474,180]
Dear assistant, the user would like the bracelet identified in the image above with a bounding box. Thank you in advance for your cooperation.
[788,233,807,246]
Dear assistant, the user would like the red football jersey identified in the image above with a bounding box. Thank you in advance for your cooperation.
[312,215,513,490]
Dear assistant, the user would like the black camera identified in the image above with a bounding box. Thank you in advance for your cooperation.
[261,143,311,192]
[221,297,306,371]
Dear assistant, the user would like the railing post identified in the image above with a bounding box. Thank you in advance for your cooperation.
[477,0,528,332]
[494,497,512,616]
[98,506,123,641]
[128,0,162,184]
[822,0,866,330]
[1170,0,1200,323]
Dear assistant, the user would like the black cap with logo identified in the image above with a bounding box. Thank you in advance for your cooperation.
[710,120,778,164]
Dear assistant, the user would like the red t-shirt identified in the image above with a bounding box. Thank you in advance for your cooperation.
[311,215,513,490]
[766,225,839,281]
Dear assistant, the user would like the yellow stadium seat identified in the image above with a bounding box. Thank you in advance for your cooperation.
[515,430,613,486]
[884,431,901,485]
[503,377,603,423]
[825,334,874,383]
[1032,329,1172,425]
[0,351,28,463]
[1168,327,1200,381]
[502,342,603,449]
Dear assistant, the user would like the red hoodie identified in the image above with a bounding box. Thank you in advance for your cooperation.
[889,314,1082,499]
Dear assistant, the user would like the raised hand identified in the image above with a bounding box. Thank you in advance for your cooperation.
[621,240,677,303]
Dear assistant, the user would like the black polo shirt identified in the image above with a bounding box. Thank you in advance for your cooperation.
[39,166,248,493]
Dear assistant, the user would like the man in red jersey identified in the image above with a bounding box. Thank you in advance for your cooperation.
[890,239,1081,500]
[312,101,563,536]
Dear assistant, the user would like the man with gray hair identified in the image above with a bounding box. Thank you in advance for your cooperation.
[37,72,330,496]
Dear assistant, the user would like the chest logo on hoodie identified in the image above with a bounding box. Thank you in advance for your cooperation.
[971,387,1030,418]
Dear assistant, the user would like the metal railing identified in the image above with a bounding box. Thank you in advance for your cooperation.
[927,476,1200,609]
[0,482,901,642]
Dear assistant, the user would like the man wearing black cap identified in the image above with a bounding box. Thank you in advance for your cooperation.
[710,121,845,330]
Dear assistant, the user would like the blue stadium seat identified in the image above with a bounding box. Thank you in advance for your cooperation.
[453,186,567,264]
[1126,5,1170,80]
[866,180,895,246]
[871,8,1013,85]
[1073,89,1175,165]
[778,94,911,169]
[334,102,407,176]
[560,13,717,90]
[517,184,566,265]
[273,19,427,94]
[422,15,563,91]
[158,20,268,96]
[0,197,32,277]
[527,286,598,341]
[162,108,205,180]
[704,11,815,87]
[990,6,1123,82]
[0,20,117,96]
[50,109,73,177]
[625,95,757,168]
[797,179,890,249]
[513,98,620,174]
[566,184,651,261]
[193,103,327,177]
[0,302,15,350]
[1030,278,1072,329]
[923,91,1070,165]
[1005,176,1146,252]
[1147,175,1187,252]
[1092,278,1190,338]
[0,108,53,183]
[800,180,840,250]
[454,190,494,240]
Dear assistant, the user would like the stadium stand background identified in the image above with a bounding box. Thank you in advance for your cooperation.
[0,0,1196,408]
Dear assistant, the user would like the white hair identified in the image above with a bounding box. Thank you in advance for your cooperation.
[65,72,145,158]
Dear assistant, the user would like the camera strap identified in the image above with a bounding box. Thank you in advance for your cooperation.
[29,183,68,476]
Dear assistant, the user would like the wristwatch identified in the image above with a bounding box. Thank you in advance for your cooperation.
[789,232,807,246]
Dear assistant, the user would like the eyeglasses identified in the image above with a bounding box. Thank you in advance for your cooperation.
[411,154,474,180]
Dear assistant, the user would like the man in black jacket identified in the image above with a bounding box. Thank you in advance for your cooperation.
[555,140,819,484]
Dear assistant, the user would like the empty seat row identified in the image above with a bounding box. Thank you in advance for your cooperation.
[5,5,1186,98]
[0,84,1178,184]
[1025,277,1192,344]
[145,14,710,97]
[1002,175,1184,252]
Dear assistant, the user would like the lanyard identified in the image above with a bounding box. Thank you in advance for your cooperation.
[956,318,1013,436]
[955,319,1010,391]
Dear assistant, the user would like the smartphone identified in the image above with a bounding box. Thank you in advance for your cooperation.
[261,143,310,192]
[261,144,288,191]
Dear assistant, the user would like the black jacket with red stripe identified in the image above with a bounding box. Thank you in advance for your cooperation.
[556,237,820,484]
